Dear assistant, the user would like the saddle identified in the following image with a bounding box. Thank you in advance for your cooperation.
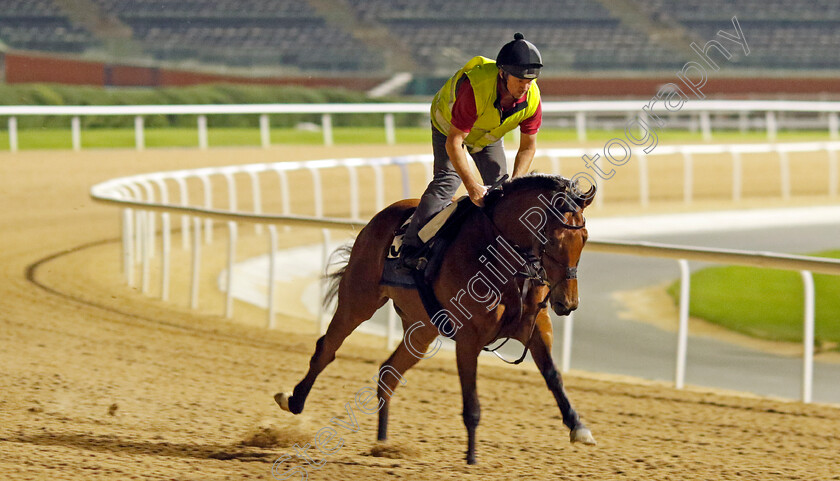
[382,195,475,289]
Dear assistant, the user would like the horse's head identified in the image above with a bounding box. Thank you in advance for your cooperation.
[540,180,594,315]
[487,174,595,316]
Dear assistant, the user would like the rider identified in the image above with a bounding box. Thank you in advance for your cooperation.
[399,32,544,269]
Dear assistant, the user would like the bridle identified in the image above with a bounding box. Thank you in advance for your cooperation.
[479,187,586,364]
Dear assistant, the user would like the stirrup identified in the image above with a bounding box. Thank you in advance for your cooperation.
[397,245,425,271]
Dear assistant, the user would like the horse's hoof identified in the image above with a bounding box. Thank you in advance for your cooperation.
[274,392,292,412]
[570,427,597,445]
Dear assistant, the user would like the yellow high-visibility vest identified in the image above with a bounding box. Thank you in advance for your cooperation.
[431,56,540,153]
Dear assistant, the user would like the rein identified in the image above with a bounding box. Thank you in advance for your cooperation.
[478,184,585,365]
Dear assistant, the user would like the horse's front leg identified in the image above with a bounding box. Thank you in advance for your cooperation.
[456,340,482,464]
[529,309,596,445]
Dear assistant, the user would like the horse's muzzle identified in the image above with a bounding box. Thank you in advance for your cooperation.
[552,300,576,317]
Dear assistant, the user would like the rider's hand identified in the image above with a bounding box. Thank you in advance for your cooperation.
[466,182,488,207]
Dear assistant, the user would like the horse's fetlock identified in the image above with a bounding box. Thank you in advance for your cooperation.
[462,410,480,428]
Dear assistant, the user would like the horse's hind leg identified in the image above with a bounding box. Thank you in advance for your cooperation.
[276,298,384,415]
[375,319,438,442]
[529,309,596,445]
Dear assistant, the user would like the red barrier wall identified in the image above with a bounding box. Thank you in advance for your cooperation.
[4,52,385,90]
[3,52,839,97]
[5,53,105,85]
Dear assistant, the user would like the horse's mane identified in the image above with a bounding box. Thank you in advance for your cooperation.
[484,173,580,212]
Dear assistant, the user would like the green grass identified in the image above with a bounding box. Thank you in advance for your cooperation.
[0,127,834,151]
[667,250,840,348]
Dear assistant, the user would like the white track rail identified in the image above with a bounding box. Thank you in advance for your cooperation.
[6,99,840,151]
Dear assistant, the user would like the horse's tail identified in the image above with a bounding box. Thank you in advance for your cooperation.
[323,242,354,309]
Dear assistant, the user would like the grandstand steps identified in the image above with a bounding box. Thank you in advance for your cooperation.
[307,0,416,74]
[51,0,145,59]
[596,0,696,61]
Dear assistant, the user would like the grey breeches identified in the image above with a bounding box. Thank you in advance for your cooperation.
[403,126,507,248]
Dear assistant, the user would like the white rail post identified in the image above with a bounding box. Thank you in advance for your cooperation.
[175,177,190,250]
[139,181,156,259]
[387,299,398,350]
[575,112,587,142]
[190,217,202,309]
[700,111,712,141]
[160,211,171,301]
[8,117,18,152]
[71,116,82,151]
[827,146,838,198]
[309,167,324,218]
[731,150,742,202]
[681,150,693,204]
[800,270,815,404]
[125,184,144,260]
[384,113,396,145]
[198,115,208,149]
[561,312,574,373]
[829,112,839,140]
[141,210,151,294]
[267,225,278,329]
[346,165,359,220]
[249,171,264,234]
[675,259,690,389]
[123,208,134,286]
[372,164,385,211]
[322,114,333,146]
[225,221,237,319]
[319,228,331,335]
[224,172,237,212]
[134,116,145,151]
[199,175,213,243]
[766,111,777,141]
[275,169,292,232]
[260,114,271,148]
[778,148,791,200]
[153,178,171,301]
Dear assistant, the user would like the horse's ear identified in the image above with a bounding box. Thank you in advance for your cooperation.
[575,184,596,209]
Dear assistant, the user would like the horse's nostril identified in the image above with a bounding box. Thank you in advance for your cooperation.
[553,301,571,316]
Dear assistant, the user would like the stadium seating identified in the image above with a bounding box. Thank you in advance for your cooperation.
[635,0,840,69]
[0,0,98,53]
[344,0,685,73]
[89,0,384,71]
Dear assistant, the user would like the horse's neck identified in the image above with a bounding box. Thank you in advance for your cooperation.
[486,192,544,256]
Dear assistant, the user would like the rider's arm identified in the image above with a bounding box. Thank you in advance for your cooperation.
[511,131,537,178]
[446,126,488,206]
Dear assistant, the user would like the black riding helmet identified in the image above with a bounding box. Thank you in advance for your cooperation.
[496,32,543,79]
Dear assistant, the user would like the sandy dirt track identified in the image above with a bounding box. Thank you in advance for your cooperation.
[2,145,840,481]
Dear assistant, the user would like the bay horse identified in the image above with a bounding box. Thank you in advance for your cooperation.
[276,174,596,464]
